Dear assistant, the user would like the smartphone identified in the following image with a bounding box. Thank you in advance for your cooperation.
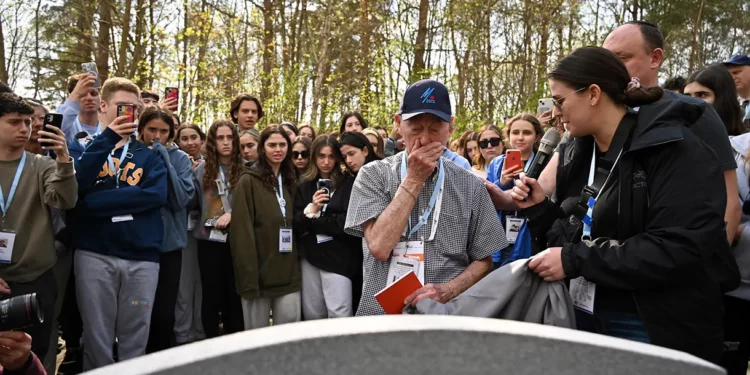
[504,149,523,171]
[81,62,101,88]
[41,113,63,143]
[538,98,554,114]
[317,179,332,202]
[164,87,179,108]
[117,104,137,123]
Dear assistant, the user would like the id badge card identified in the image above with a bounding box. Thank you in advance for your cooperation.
[569,276,596,314]
[390,240,425,284]
[209,228,227,243]
[187,211,198,231]
[112,214,134,223]
[505,216,525,244]
[316,234,334,244]
[215,179,227,196]
[279,227,293,253]
[0,231,16,264]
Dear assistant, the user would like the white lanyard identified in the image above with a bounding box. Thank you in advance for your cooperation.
[523,152,535,173]
[107,140,131,188]
[400,153,445,241]
[0,152,26,223]
[582,146,622,240]
[219,165,229,189]
[275,174,287,225]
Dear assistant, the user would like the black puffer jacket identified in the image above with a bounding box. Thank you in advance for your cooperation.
[525,98,740,364]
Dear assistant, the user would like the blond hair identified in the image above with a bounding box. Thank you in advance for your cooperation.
[101,77,140,103]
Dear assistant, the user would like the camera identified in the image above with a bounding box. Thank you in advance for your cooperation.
[0,294,43,331]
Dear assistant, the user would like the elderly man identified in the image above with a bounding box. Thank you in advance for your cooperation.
[724,55,750,126]
[345,79,506,316]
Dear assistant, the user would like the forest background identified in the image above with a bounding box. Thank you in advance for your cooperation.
[2,0,749,133]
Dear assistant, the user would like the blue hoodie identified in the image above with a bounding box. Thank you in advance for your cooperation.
[153,142,195,252]
[486,154,533,265]
[68,127,168,262]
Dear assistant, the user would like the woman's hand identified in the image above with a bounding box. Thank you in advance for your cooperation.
[510,173,547,209]
[529,247,566,282]
[500,164,522,186]
[310,189,329,213]
[215,213,231,229]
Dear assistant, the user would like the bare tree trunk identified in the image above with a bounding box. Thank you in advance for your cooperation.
[689,0,705,72]
[360,0,370,116]
[311,18,331,127]
[180,0,189,116]
[485,10,494,121]
[411,0,429,82]
[130,0,147,85]
[118,0,132,75]
[261,0,275,101]
[0,17,7,84]
[33,0,42,96]
[76,0,94,63]
[96,0,112,82]
[148,0,156,87]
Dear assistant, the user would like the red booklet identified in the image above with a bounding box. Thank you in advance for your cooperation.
[375,271,423,314]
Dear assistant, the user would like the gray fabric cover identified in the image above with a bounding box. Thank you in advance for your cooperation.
[406,258,576,328]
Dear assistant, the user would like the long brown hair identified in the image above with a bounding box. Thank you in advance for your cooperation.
[302,135,344,188]
[475,124,504,169]
[257,125,297,191]
[203,119,243,191]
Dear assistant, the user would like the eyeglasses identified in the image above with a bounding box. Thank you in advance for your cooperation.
[292,150,310,159]
[552,86,588,110]
[479,137,502,149]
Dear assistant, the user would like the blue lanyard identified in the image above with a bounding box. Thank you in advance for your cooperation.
[108,139,131,189]
[219,165,229,189]
[0,152,26,221]
[400,153,445,238]
[275,174,286,224]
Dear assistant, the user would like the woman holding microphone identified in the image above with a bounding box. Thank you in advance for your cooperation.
[511,46,737,364]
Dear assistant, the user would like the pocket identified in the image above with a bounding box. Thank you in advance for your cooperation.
[439,213,469,260]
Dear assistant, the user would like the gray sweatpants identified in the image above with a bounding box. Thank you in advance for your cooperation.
[241,292,301,329]
[174,235,205,343]
[75,250,159,371]
[301,258,353,319]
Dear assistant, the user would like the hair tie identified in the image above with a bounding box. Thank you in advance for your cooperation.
[626,77,641,93]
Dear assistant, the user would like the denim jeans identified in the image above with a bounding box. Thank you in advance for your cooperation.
[575,309,651,344]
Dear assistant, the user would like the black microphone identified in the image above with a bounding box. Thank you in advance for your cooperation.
[525,128,562,179]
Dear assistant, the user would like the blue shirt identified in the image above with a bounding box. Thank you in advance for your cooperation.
[442,148,472,171]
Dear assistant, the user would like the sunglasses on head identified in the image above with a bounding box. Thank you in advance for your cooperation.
[292,150,310,159]
[479,137,502,149]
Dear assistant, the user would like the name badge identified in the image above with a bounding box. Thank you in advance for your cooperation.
[215,179,227,196]
[187,211,198,231]
[505,216,525,245]
[209,228,227,243]
[388,240,425,285]
[279,227,293,253]
[0,231,16,264]
[112,215,134,223]
[316,234,334,244]
[569,276,596,314]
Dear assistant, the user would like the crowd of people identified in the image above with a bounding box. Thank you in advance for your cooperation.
[1,19,750,375]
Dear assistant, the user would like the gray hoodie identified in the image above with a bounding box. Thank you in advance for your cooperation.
[154,142,196,252]
[727,133,750,300]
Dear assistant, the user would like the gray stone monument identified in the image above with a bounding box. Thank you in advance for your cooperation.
[84,316,725,375]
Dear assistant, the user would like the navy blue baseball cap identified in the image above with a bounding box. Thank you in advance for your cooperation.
[724,55,750,66]
[399,79,452,123]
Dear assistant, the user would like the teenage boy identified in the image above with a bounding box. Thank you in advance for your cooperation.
[0,93,77,362]
[229,93,264,131]
[57,73,102,144]
[67,77,167,371]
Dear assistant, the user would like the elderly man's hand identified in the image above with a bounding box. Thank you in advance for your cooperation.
[0,331,32,371]
[404,283,455,307]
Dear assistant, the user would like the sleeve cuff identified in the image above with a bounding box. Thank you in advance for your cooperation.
[561,243,578,278]
[524,197,555,222]
[303,203,321,218]
[55,158,76,176]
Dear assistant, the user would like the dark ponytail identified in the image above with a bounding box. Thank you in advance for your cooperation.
[549,46,663,108]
